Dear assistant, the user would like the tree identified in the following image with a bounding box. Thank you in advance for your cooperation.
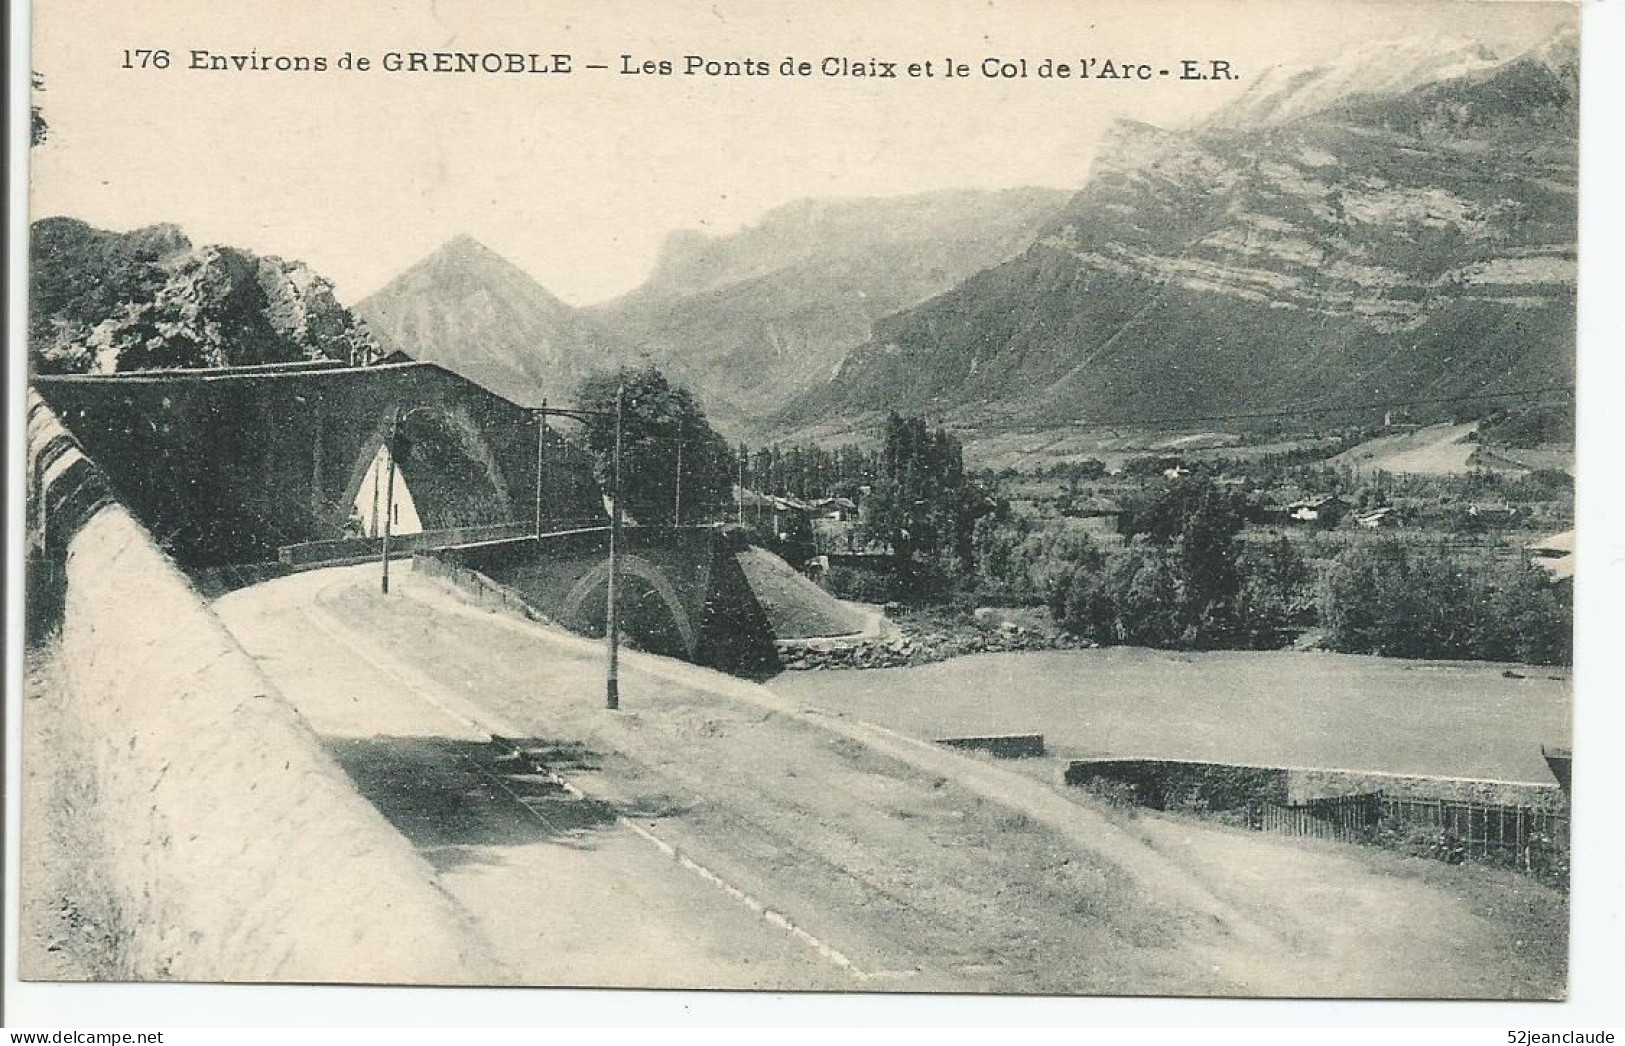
[865,412,992,591]
[1318,540,1571,665]
[1055,548,1181,647]
[1176,482,1246,646]
[573,366,735,527]
[1235,536,1314,647]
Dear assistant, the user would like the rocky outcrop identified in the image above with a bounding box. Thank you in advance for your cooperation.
[29,218,377,374]
[782,32,1577,432]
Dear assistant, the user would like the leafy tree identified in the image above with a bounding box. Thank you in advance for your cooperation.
[1319,540,1571,665]
[1055,549,1181,647]
[1234,537,1314,647]
[1176,483,1246,645]
[1118,476,1243,546]
[974,511,1103,605]
[574,366,735,527]
[866,412,992,583]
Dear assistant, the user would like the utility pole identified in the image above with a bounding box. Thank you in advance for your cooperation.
[380,406,401,594]
[605,384,624,710]
[673,417,684,527]
[369,445,381,537]
[737,453,745,524]
[534,400,548,537]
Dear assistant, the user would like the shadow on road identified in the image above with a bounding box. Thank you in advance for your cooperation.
[321,735,627,870]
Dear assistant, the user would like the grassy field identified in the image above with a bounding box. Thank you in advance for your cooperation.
[1329,422,1484,475]
[769,647,1571,784]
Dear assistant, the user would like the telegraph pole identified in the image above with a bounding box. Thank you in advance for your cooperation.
[534,400,548,537]
[380,406,401,594]
[673,417,684,526]
[605,384,624,710]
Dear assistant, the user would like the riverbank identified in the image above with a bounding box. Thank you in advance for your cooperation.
[778,604,1090,671]
[768,647,1571,785]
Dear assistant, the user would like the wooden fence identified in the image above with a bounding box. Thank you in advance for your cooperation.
[1379,795,1569,866]
[1250,792,1381,844]
[1249,791,1569,876]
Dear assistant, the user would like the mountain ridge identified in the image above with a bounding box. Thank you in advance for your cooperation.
[355,234,613,406]
[589,187,1070,426]
[774,31,1576,436]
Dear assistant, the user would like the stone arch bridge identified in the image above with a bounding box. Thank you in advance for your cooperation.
[33,360,603,569]
[31,362,779,672]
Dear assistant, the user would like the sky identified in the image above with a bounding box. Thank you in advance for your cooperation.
[29,0,1575,307]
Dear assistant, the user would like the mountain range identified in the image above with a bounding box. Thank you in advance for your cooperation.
[42,28,1574,448]
[354,189,1067,418]
[587,188,1069,423]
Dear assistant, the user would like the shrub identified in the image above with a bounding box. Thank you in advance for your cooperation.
[822,565,899,604]
[1319,540,1571,665]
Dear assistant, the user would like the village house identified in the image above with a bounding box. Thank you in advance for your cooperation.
[1281,494,1351,525]
[808,495,858,522]
[1353,505,1397,530]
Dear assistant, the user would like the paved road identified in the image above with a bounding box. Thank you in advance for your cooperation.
[214,565,1566,998]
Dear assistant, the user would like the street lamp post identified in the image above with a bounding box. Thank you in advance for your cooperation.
[380,406,402,594]
[534,399,548,537]
[605,384,625,710]
[532,399,624,710]
[673,417,684,526]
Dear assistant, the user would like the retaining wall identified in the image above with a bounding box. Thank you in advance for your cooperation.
[25,391,496,983]
[1065,756,1568,813]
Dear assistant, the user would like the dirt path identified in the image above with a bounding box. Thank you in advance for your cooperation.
[213,564,1565,997]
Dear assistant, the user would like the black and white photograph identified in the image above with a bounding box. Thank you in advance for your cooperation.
[12,0,1605,1016]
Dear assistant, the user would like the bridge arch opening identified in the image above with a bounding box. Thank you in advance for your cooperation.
[560,554,697,660]
[342,407,514,533]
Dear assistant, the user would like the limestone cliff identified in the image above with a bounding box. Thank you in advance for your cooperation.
[781,32,1576,431]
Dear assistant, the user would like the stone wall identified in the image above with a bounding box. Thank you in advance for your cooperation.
[24,391,496,982]
[1065,755,1567,813]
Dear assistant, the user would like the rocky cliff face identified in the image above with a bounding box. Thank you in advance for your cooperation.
[592,188,1068,425]
[355,234,613,406]
[1203,37,1501,129]
[29,218,376,374]
[781,33,1576,432]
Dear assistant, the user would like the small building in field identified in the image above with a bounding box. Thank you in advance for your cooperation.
[1527,530,1574,580]
[809,495,859,522]
[1353,506,1397,530]
[1285,494,1350,525]
[1467,501,1522,527]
